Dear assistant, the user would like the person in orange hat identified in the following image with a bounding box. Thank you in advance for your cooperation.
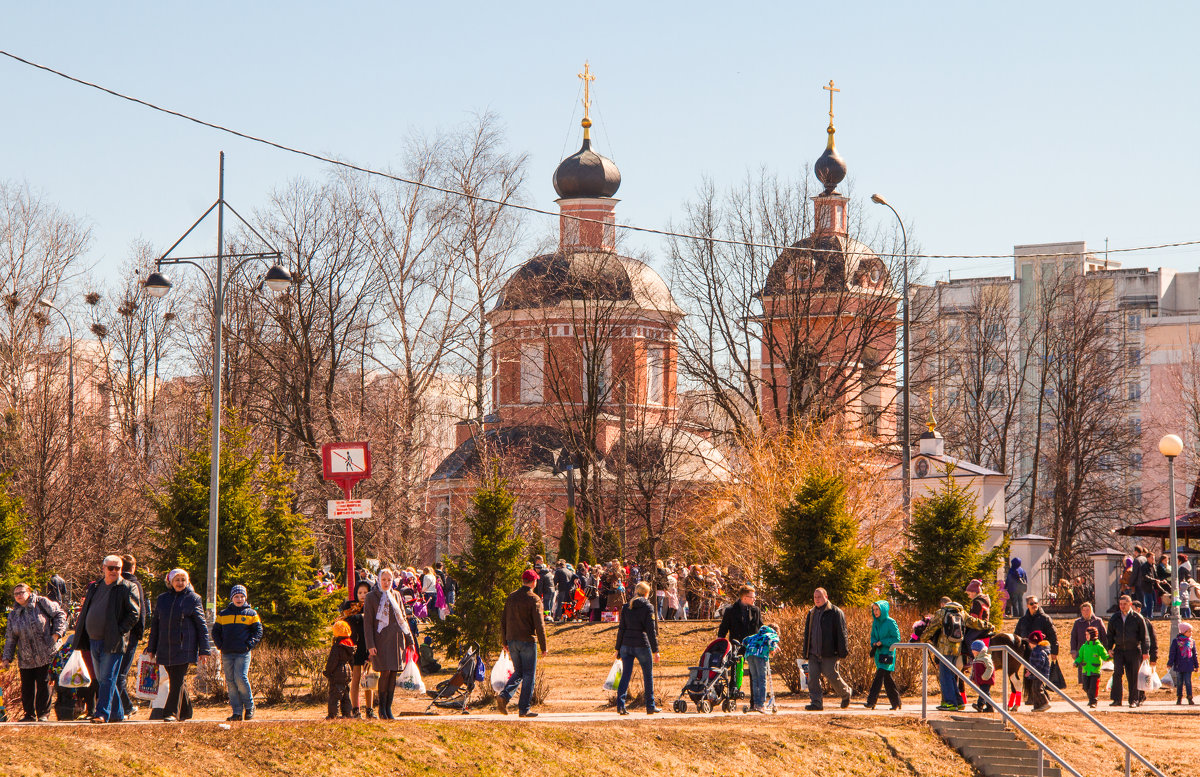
[324,620,355,719]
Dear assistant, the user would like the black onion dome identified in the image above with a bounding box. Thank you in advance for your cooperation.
[552,138,621,199]
[759,234,885,296]
[494,252,679,314]
[814,140,847,195]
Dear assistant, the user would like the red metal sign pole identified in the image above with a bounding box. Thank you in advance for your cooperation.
[342,481,355,595]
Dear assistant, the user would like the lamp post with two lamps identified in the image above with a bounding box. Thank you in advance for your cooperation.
[143,151,293,621]
[1159,433,1184,642]
[870,193,910,528]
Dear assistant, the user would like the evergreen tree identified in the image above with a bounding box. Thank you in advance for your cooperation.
[429,469,524,659]
[0,473,29,630]
[150,411,261,602]
[893,471,1008,612]
[764,468,877,607]
[229,455,337,647]
[528,524,547,561]
[579,529,595,565]
[557,507,579,566]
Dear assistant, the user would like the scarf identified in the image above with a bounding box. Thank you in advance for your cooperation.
[376,587,398,633]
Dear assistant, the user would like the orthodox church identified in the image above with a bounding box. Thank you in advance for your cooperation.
[423,74,899,562]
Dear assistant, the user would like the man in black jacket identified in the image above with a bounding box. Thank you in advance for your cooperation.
[1014,596,1059,657]
[73,555,140,724]
[800,588,852,710]
[1107,594,1149,707]
[718,586,763,645]
[113,554,147,718]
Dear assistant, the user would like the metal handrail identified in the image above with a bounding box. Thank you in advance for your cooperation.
[988,644,1166,777]
[894,643,1082,777]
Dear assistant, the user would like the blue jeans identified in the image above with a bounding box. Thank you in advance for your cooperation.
[938,657,960,706]
[115,640,139,715]
[616,645,655,711]
[89,644,126,722]
[746,654,768,709]
[502,640,538,714]
[222,652,254,715]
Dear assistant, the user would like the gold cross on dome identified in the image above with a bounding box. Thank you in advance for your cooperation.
[823,79,840,127]
[927,385,938,433]
[578,61,596,136]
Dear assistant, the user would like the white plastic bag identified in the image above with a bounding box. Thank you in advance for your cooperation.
[796,659,809,692]
[1137,660,1161,691]
[397,656,426,694]
[491,650,515,694]
[133,654,162,700]
[603,658,623,691]
[1161,670,1175,689]
[58,651,91,689]
[1100,660,1114,672]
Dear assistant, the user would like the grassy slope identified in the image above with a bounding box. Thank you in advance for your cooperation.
[0,717,976,777]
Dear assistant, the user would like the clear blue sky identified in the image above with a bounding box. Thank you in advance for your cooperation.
[4,3,1198,286]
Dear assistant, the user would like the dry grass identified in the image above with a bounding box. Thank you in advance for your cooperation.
[1019,712,1195,777]
[0,716,975,777]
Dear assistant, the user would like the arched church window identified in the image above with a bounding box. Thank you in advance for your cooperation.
[520,341,543,403]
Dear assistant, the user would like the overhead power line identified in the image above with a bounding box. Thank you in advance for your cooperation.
[4,48,1200,262]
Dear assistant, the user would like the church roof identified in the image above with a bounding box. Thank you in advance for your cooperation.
[494,252,681,316]
[759,234,888,296]
[428,424,567,483]
[553,137,621,199]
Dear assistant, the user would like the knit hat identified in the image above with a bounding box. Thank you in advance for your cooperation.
[332,620,351,638]
[970,640,986,653]
[1182,622,1193,635]
[965,579,983,596]
[1029,630,1045,643]
[522,569,539,583]
[231,585,247,598]
[167,568,186,584]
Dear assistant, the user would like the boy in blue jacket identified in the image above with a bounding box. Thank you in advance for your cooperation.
[212,584,263,721]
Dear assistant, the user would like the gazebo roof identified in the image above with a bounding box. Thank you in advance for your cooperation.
[1115,510,1200,539]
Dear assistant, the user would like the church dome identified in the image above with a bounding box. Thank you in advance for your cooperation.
[552,134,621,199]
[495,252,679,315]
[814,135,847,195]
[759,234,889,296]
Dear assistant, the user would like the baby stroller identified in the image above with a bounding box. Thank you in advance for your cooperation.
[673,638,739,713]
[560,587,588,621]
[425,643,483,715]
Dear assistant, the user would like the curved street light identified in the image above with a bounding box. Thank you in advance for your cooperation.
[142,151,293,622]
[38,298,75,523]
[872,193,911,529]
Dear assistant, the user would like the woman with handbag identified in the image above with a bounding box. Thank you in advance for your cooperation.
[1,582,67,722]
[342,580,376,718]
[145,569,212,722]
[363,569,414,719]
[864,599,902,710]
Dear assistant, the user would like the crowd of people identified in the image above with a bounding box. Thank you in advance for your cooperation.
[4,550,1192,723]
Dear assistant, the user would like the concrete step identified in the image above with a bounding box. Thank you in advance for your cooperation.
[976,762,1061,777]
[947,714,1006,728]
[930,721,1013,738]
[960,744,1038,760]
[940,728,1022,742]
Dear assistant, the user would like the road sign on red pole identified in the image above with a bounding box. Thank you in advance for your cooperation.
[322,442,372,594]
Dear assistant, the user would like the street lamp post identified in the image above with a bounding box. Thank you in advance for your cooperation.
[1159,433,1184,642]
[144,152,293,621]
[871,194,911,528]
[38,299,74,519]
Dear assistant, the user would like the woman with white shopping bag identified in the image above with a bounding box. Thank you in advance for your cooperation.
[612,581,660,715]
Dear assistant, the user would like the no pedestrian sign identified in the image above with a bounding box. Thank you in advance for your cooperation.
[328,499,372,520]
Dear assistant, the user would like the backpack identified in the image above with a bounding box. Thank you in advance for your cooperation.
[942,607,964,643]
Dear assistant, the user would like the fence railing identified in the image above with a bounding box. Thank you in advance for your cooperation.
[893,642,1166,777]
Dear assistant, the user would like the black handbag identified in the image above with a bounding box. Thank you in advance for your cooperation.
[1048,661,1067,689]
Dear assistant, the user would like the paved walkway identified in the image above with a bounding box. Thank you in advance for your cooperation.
[6,696,1192,728]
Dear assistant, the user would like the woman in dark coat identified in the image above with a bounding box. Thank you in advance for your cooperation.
[342,580,375,718]
[614,581,659,715]
[363,568,413,720]
[145,569,212,722]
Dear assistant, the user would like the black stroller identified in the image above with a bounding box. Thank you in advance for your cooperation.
[425,643,482,714]
[673,637,740,713]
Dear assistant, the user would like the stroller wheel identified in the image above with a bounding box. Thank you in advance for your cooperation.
[697,699,712,714]
[721,699,736,713]
[673,699,687,714]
